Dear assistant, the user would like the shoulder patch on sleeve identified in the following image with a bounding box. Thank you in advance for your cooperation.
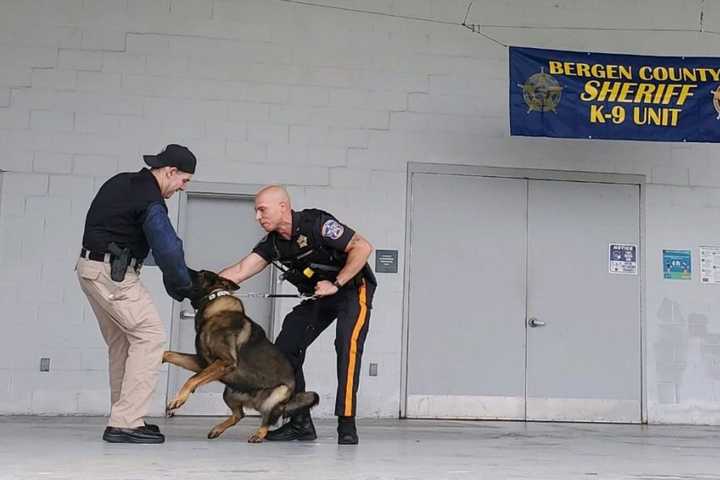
[321,219,344,240]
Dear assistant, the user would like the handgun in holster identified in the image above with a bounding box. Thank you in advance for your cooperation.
[107,242,131,282]
[279,267,316,297]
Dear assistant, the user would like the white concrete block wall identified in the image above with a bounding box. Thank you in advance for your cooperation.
[0,0,719,423]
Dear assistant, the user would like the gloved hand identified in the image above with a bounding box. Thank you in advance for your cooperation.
[166,267,202,304]
[185,268,206,309]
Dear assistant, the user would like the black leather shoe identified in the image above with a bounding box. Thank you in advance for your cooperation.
[266,411,317,441]
[143,422,160,433]
[103,426,165,444]
[337,417,358,445]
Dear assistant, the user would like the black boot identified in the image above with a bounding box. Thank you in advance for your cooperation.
[143,421,160,433]
[102,426,165,444]
[266,410,317,441]
[337,416,358,445]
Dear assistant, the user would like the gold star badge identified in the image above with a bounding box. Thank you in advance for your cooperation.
[297,235,308,248]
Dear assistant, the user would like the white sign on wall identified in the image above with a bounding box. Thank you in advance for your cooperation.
[609,243,638,275]
[700,246,720,284]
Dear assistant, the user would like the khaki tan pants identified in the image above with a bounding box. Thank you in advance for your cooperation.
[76,257,166,429]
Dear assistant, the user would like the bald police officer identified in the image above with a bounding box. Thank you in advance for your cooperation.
[220,185,377,445]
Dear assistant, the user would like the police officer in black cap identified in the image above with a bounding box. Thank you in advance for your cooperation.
[76,144,199,444]
[220,185,377,445]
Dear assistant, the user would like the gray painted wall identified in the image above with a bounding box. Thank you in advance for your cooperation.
[0,0,719,423]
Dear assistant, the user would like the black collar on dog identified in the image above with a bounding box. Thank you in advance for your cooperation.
[195,289,233,311]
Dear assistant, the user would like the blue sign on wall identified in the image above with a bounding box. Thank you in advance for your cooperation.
[510,47,720,142]
[663,249,692,280]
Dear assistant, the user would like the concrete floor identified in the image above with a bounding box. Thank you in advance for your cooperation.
[0,417,719,480]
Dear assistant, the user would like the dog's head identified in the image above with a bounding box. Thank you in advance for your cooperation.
[187,269,240,310]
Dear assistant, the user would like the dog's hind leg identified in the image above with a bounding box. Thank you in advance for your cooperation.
[167,360,233,413]
[248,385,293,443]
[208,388,246,439]
[162,351,203,373]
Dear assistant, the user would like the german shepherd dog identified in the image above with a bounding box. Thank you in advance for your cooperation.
[162,270,319,443]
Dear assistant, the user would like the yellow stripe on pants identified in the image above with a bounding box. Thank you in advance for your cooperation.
[344,282,367,416]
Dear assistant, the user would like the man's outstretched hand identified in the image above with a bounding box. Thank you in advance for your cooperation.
[314,280,338,297]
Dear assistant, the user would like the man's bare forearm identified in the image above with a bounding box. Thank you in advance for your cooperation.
[219,253,269,284]
[335,234,373,286]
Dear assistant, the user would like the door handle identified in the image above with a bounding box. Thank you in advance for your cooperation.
[180,310,196,320]
[528,318,546,328]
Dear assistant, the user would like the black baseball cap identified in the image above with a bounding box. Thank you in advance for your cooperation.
[143,144,197,174]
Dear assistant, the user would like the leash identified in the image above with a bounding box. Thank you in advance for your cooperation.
[198,289,315,308]
[191,290,316,314]
[233,292,317,300]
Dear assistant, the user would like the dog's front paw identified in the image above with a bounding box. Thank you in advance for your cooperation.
[247,427,268,443]
[208,428,223,439]
[161,351,171,364]
[166,396,187,413]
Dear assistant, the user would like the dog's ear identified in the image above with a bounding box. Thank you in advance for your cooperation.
[221,277,240,292]
[195,269,216,289]
[187,267,199,282]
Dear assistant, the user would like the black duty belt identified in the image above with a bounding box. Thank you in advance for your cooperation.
[80,247,143,270]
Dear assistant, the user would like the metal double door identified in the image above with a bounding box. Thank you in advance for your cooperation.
[405,173,641,422]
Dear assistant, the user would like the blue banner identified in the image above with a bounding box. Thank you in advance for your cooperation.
[510,47,720,142]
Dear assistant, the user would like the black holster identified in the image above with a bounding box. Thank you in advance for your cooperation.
[281,268,316,296]
[107,242,131,282]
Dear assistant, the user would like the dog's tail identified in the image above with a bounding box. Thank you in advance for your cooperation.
[283,391,320,417]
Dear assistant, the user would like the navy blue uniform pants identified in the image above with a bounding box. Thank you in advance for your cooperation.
[275,279,376,417]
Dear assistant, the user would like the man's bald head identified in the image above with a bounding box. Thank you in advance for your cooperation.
[255,185,292,234]
[255,185,291,207]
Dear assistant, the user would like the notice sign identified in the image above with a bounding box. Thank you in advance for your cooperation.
[609,243,638,274]
[700,246,720,284]
[663,249,692,280]
[375,249,398,274]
